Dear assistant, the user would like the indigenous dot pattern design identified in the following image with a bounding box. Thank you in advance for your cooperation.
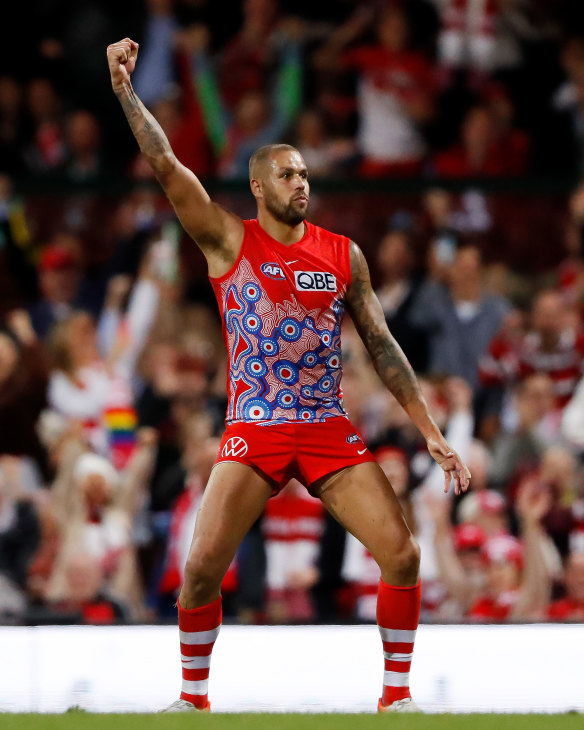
[217,257,347,424]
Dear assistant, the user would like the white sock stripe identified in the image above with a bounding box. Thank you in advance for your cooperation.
[181,654,211,669]
[182,678,209,696]
[378,627,417,643]
[383,651,413,662]
[383,670,411,688]
[179,626,221,645]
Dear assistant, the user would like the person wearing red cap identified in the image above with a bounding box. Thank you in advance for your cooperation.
[456,488,509,538]
[467,481,553,621]
[428,495,487,619]
[28,240,100,340]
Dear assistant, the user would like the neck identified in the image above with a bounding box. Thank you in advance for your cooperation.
[257,211,306,245]
[540,332,560,351]
[451,281,480,302]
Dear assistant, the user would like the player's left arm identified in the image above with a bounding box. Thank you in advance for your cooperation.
[345,241,471,494]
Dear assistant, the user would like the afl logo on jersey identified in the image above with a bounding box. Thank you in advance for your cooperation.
[295,271,337,292]
[261,262,285,280]
[221,437,249,458]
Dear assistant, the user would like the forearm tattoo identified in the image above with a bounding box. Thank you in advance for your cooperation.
[346,242,422,408]
[116,84,174,177]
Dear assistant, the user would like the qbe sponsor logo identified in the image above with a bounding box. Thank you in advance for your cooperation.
[221,436,249,458]
[261,262,285,280]
[294,271,337,292]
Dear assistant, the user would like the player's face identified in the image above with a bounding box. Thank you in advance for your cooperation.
[262,151,310,226]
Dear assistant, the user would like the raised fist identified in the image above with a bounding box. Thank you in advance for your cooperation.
[106,38,139,92]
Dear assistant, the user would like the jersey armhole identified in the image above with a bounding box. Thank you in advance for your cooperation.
[344,236,353,290]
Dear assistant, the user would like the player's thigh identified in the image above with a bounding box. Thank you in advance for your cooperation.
[186,461,273,576]
[316,461,415,564]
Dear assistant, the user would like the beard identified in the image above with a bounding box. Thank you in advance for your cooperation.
[264,188,307,226]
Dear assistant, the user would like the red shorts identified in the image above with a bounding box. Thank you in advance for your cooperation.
[215,417,375,492]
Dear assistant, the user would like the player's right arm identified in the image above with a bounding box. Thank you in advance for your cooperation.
[106,38,243,275]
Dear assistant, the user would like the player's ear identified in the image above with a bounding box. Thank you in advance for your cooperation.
[250,178,263,199]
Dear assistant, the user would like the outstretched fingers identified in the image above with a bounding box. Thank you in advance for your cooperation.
[441,452,471,495]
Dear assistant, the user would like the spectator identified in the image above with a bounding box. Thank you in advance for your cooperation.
[0,456,41,620]
[433,101,529,178]
[189,22,303,179]
[429,497,488,619]
[59,110,106,182]
[0,310,48,462]
[131,0,180,108]
[410,245,510,390]
[46,430,157,619]
[546,551,584,621]
[563,373,584,453]
[488,374,560,491]
[435,0,499,75]
[23,78,64,175]
[28,241,101,340]
[0,76,24,174]
[467,480,553,620]
[47,552,130,625]
[457,489,509,538]
[316,4,436,177]
[516,446,580,559]
[47,260,160,465]
[553,35,584,177]
[262,479,323,623]
[375,223,429,373]
[481,290,584,410]
[294,108,357,177]
[218,0,281,111]
[158,426,223,595]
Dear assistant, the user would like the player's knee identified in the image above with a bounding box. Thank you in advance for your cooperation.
[385,535,420,584]
[181,550,224,605]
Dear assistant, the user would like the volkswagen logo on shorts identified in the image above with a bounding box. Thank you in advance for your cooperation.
[221,437,249,458]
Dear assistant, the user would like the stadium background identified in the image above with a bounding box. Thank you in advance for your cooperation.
[1,0,584,716]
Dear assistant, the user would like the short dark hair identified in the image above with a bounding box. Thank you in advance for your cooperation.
[248,144,299,180]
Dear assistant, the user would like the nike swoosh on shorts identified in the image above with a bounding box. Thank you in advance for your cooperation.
[357,448,367,455]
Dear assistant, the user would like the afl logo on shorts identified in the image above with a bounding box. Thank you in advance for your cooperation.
[294,271,337,292]
[346,433,362,444]
[221,437,249,458]
[261,262,285,280]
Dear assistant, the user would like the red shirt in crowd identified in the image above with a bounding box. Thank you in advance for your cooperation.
[479,329,584,408]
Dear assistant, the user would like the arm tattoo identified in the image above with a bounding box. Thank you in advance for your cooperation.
[346,242,422,408]
[116,83,175,178]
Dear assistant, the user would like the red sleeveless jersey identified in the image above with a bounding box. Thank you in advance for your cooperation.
[210,219,352,424]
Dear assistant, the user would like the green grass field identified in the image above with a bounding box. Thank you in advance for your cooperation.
[1,714,582,730]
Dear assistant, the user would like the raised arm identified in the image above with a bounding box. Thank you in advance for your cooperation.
[106,38,243,276]
[345,241,471,494]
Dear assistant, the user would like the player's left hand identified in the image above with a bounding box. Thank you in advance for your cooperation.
[426,437,471,496]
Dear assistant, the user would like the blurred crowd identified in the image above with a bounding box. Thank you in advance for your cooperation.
[1,0,584,627]
[3,0,584,181]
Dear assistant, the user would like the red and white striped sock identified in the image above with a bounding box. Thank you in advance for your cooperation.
[377,579,421,707]
[178,596,222,709]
